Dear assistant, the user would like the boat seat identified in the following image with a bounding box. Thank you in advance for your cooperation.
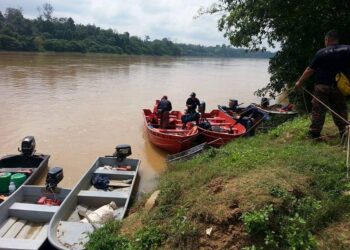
[77,190,128,207]
[8,203,58,222]
[93,169,136,177]
[78,190,128,199]
[0,238,44,250]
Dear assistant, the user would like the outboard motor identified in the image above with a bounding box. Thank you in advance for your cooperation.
[198,101,206,114]
[45,166,64,190]
[261,97,270,108]
[18,136,36,157]
[113,144,132,161]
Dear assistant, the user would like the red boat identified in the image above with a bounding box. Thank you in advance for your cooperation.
[143,109,199,153]
[198,109,246,147]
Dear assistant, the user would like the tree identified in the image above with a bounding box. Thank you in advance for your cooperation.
[37,3,54,21]
[206,0,350,98]
[0,11,4,22]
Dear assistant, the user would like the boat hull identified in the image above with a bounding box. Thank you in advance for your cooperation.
[143,109,198,153]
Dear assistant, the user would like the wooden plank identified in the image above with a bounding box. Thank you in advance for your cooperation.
[28,223,43,240]
[34,223,48,241]
[16,223,32,239]
[0,238,42,250]
[16,222,43,240]
[0,217,17,237]
[94,169,135,176]
[108,180,131,187]
[3,220,26,238]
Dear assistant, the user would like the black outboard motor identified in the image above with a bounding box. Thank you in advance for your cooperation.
[261,97,270,108]
[198,101,206,114]
[18,136,36,157]
[113,144,132,161]
[45,166,64,190]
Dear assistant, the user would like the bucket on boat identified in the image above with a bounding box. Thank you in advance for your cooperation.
[10,173,26,190]
[0,173,12,193]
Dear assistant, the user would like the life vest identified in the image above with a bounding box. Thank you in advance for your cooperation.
[336,72,350,96]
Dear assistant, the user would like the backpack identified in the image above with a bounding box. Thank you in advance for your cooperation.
[91,174,109,190]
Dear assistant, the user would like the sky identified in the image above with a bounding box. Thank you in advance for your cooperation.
[0,0,230,46]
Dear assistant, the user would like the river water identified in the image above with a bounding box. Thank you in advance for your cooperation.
[0,52,269,192]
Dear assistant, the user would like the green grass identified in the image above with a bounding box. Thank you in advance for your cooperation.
[88,115,350,249]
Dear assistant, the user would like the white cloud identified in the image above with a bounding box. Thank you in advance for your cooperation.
[0,0,228,46]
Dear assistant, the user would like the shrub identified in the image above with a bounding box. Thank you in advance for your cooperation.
[85,221,131,250]
[242,205,274,235]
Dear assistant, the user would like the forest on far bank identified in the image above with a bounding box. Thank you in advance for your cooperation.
[0,5,273,58]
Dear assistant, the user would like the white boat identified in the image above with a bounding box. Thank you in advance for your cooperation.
[48,145,140,250]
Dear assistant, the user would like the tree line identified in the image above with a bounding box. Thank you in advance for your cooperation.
[0,5,273,58]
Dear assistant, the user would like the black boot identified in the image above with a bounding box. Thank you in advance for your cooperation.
[308,131,321,139]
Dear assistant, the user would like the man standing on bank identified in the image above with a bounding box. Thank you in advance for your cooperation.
[295,30,350,139]
[157,95,172,129]
[186,92,200,114]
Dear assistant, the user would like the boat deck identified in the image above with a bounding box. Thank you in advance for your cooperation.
[0,185,70,250]
[0,203,57,250]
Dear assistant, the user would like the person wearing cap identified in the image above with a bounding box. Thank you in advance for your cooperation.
[157,95,172,129]
[186,92,200,114]
[295,30,350,139]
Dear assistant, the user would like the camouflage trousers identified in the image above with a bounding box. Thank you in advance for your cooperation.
[310,84,348,136]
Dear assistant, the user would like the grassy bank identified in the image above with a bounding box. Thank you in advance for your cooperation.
[87,116,350,250]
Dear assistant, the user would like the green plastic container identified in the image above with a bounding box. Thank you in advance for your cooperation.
[10,173,26,190]
[0,173,12,193]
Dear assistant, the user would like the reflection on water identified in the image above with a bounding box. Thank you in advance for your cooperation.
[0,52,269,192]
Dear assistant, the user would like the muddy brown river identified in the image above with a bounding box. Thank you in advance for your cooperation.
[0,52,269,192]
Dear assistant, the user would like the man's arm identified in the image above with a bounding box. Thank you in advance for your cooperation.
[169,102,172,111]
[295,67,315,89]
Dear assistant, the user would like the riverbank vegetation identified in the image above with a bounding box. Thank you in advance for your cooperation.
[87,116,350,249]
[0,5,272,58]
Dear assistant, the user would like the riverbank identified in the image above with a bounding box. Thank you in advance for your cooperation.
[86,115,350,249]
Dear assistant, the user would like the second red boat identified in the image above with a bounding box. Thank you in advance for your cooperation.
[198,109,246,147]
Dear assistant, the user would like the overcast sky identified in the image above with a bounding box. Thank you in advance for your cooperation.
[0,0,231,46]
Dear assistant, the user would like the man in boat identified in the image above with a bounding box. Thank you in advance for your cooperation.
[182,92,200,128]
[186,92,200,114]
[295,30,350,139]
[157,95,172,129]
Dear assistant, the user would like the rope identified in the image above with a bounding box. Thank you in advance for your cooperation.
[347,126,350,179]
[302,88,309,113]
[301,86,350,125]
[300,86,350,179]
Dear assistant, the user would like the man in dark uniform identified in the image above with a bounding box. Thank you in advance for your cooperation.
[186,92,200,114]
[157,95,172,129]
[295,30,350,139]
